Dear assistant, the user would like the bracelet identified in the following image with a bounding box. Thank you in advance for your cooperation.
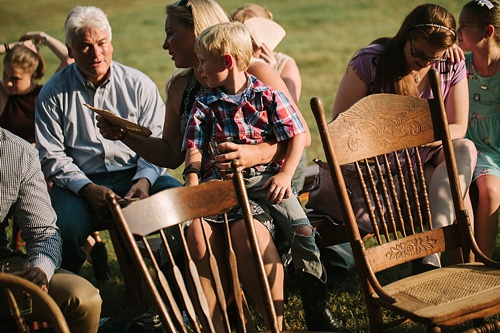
[3,44,10,53]
[182,163,200,180]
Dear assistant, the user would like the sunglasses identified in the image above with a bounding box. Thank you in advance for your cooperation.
[409,40,447,64]
[176,0,188,5]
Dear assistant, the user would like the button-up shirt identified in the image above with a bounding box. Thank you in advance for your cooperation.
[182,73,305,180]
[35,61,166,194]
[0,128,61,281]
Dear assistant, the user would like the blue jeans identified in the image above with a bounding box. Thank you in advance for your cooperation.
[244,168,323,280]
[50,168,182,273]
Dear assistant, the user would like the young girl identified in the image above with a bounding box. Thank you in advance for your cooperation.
[1,32,72,143]
[458,0,500,258]
[333,3,477,272]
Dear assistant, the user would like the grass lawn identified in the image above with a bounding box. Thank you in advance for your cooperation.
[1,0,466,178]
[3,0,500,331]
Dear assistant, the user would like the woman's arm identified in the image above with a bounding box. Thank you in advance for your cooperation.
[248,61,311,147]
[19,32,74,73]
[98,75,187,169]
[332,65,369,119]
[443,77,469,139]
[279,58,302,104]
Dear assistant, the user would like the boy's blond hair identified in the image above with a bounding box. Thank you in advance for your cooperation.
[194,21,252,71]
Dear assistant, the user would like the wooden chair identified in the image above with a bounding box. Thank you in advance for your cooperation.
[0,272,70,333]
[311,68,500,333]
[106,160,281,333]
[10,215,144,306]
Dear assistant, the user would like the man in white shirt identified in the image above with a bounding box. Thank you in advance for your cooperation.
[35,6,182,274]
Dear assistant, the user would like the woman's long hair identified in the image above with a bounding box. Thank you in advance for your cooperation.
[166,0,229,38]
[374,4,457,96]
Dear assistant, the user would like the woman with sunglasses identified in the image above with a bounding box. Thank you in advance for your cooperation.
[95,0,354,331]
[333,3,477,273]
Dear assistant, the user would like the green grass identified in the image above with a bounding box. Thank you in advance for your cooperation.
[1,0,465,179]
[82,228,500,332]
[3,0,499,331]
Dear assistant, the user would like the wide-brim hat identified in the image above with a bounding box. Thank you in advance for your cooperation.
[244,17,286,51]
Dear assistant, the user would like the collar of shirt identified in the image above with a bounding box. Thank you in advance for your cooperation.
[72,64,111,91]
[204,73,269,106]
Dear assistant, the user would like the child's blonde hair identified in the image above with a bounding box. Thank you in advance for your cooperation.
[194,21,252,71]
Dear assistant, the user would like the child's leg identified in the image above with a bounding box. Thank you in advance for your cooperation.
[245,170,352,332]
[245,171,322,280]
[473,174,500,258]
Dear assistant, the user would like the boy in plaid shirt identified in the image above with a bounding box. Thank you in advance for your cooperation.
[182,21,351,333]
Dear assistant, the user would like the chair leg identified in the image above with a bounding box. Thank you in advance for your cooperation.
[91,231,102,243]
[359,278,385,333]
[107,227,146,306]
[89,231,110,281]
[463,319,500,333]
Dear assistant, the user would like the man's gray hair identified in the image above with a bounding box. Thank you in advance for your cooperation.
[65,6,112,46]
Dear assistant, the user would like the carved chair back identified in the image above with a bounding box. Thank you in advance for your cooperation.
[311,68,500,332]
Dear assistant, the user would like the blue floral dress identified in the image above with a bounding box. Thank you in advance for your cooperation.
[465,53,500,181]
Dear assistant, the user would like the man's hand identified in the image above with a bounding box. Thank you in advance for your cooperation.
[263,172,293,204]
[124,178,150,200]
[96,115,127,141]
[25,266,49,292]
[79,183,115,213]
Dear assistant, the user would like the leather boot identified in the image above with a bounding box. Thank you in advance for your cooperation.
[298,270,353,332]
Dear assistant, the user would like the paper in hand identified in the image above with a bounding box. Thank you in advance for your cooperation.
[84,103,152,138]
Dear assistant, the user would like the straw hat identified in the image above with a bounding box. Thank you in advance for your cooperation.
[244,17,286,51]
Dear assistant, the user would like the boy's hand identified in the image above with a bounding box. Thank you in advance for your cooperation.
[263,172,292,203]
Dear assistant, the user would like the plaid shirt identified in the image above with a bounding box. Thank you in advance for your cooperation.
[182,73,305,180]
[0,128,61,281]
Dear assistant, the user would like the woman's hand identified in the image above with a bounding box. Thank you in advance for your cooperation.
[258,43,277,68]
[214,142,264,172]
[19,31,47,45]
[446,44,465,64]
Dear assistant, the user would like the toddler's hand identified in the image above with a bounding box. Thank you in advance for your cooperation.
[263,172,292,203]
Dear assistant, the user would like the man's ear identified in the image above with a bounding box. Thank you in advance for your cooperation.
[223,54,233,69]
[67,44,74,59]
